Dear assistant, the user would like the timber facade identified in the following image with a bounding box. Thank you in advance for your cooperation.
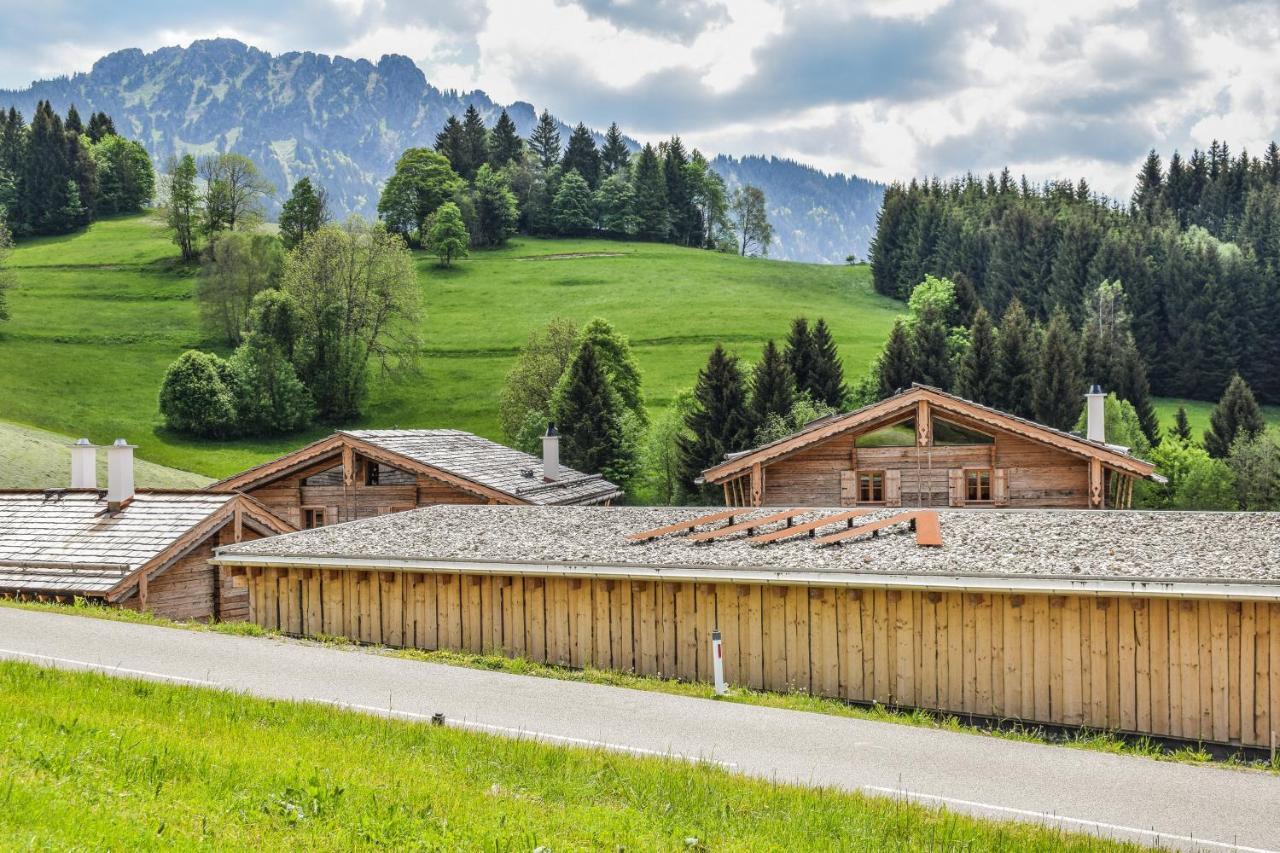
[700,385,1161,510]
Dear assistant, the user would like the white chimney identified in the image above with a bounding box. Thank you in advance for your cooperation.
[70,438,98,489]
[106,438,136,509]
[1085,385,1106,443]
[542,424,560,481]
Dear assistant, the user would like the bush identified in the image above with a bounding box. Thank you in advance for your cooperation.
[158,350,238,437]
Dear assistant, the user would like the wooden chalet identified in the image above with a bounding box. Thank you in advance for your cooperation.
[0,489,293,620]
[699,385,1163,509]
[210,429,624,528]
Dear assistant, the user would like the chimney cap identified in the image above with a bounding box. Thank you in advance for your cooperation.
[110,438,137,448]
[545,423,558,437]
[74,437,95,447]
[1086,384,1104,396]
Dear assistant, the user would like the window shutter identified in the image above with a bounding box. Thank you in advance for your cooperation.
[840,470,857,506]
[885,469,902,507]
[948,469,966,507]
[993,469,1009,506]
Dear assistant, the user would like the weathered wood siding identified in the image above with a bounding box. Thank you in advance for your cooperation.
[123,525,264,622]
[239,566,1280,749]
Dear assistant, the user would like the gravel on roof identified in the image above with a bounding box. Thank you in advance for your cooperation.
[216,505,1280,584]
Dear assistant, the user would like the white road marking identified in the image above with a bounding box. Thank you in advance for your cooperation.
[863,785,1276,853]
[0,648,220,687]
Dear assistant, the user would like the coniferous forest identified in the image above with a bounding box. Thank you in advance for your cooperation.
[869,141,1280,404]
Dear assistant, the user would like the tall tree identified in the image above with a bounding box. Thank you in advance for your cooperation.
[488,109,523,169]
[1172,406,1193,443]
[93,135,153,215]
[468,164,518,247]
[433,116,466,176]
[459,105,490,180]
[63,105,83,135]
[877,318,917,398]
[594,173,638,235]
[0,214,12,323]
[1204,374,1266,458]
[679,345,753,498]
[807,318,846,408]
[20,101,72,233]
[499,317,579,448]
[229,290,313,435]
[1131,149,1164,223]
[574,318,646,425]
[601,122,630,178]
[663,136,695,244]
[730,185,772,256]
[196,232,284,346]
[630,143,668,240]
[528,110,561,170]
[958,306,998,404]
[1033,308,1084,429]
[551,169,595,234]
[163,154,200,262]
[552,340,634,484]
[749,339,794,430]
[995,299,1038,418]
[784,317,816,394]
[86,111,115,143]
[688,150,729,249]
[278,177,329,250]
[376,148,463,246]
[199,152,274,235]
[912,300,952,390]
[561,122,601,189]
[425,201,469,267]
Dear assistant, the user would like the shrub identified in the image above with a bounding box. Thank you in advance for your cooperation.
[158,350,238,437]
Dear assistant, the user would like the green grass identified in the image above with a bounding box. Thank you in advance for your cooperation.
[1153,397,1280,442]
[0,214,902,481]
[0,660,1138,850]
[0,418,210,489]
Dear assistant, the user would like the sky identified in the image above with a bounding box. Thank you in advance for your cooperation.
[0,0,1277,198]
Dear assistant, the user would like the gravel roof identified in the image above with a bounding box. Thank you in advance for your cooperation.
[0,490,236,595]
[216,505,1280,585]
[342,430,623,506]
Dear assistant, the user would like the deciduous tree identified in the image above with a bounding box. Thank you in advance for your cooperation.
[377,148,462,246]
[425,201,469,267]
[730,184,772,257]
[196,232,284,346]
[164,154,200,261]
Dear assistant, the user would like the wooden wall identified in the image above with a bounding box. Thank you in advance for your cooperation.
[124,525,263,622]
[238,566,1280,749]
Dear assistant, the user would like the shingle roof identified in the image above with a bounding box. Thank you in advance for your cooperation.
[341,429,624,506]
[0,490,237,596]
[216,505,1280,585]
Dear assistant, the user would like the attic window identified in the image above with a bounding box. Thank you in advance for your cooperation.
[856,417,915,447]
[933,417,994,446]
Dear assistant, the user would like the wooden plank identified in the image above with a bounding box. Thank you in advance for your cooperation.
[1032,595,1050,722]
[1240,601,1256,745]
[786,586,809,691]
[1228,602,1241,745]
[1168,598,1183,739]
[626,510,739,542]
[749,509,872,545]
[740,585,763,689]
[1134,599,1152,735]
[634,581,657,676]
[419,573,439,650]
[1118,596,1136,731]
[685,508,809,542]
[975,593,993,716]
[1254,601,1269,746]
[1106,597,1120,729]
[526,578,546,663]
[462,575,482,653]
[1003,596,1021,718]
[812,510,932,547]
[1270,603,1280,751]
[263,567,279,631]
[920,592,938,710]
[840,589,865,701]
[1210,601,1230,744]
[677,582,698,682]
[812,587,839,698]
[569,579,591,669]
[764,586,787,691]
[894,591,916,707]
[694,583,714,681]
[1198,600,1213,740]
[593,579,613,669]
[441,574,462,652]
[964,593,980,714]
[1061,596,1083,726]
[1149,597,1169,737]
[718,584,740,685]
[549,577,571,666]
[946,592,963,712]
[873,588,892,704]
[383,572,403,647]
[1179,600,1199,740]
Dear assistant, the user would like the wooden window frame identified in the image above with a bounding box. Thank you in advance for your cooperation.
[965,468,993,503]
[364,461,380,486]
[302,506,327,529]
[857,470,886,504]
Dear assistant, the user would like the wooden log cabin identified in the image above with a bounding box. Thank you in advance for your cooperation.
[210,428,623,529]
[699,385,1163,509]
[0,437,294,620]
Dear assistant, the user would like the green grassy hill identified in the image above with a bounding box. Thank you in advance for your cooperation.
[0,215,901,479]
[0,419,210,489]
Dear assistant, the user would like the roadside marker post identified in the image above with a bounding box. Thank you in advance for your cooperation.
[711,629,728,696]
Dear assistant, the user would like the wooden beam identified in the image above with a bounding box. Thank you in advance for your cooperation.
[1089,457,1104,509]
[750,463,763,507]
[748,509,872,545]
[626,510,739,543]
[686,508,809,542]
[916,399,931,446]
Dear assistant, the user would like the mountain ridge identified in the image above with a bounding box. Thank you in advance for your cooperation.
[0,38,884,262]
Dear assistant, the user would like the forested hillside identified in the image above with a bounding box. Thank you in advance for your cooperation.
[0,39,883,262]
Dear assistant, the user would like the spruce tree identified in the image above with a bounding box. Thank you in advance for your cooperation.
[663,136,694,245]
[278,177,328,250]
[20,101,72,233]
[553,340,633,484]
[488,109,523,168]
[1131,149,1164,223]
[784,317,816,393]
[679,345,753,498]
[561,122,601,189]
[807,318,847,408]
[1113,340,1162,447]
[1204,374,1265,458]
[630,143,668,239]
[601,122,630,177]
[86,111,115,142]
[1034,308,1084,429]
[528,109,561,170]
[749,339,794,430]
[1172,406,1193,443]
[64,105,83,135]
[995,299,1038,418]
[958,306,998,404]
[551,169,594,234]
[912,303,952,390]
[459,105,489,180]
[433,116,466,175]
[877,318,917,398]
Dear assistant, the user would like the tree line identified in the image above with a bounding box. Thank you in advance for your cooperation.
[868,140,1280,404]
[0,103,153,236]
[377,106,773,259]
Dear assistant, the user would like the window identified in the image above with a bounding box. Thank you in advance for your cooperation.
[365,462,380,486]
[855,417,915,447]
[966,469,992,503]
[932,416,995,446]
[302,507,327,529]
[858,471,885,503]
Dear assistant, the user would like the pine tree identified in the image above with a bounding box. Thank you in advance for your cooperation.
[663,136,694,245]
[749,339,794,430]
[679,345,753,498]
[912,303,952,390]
[86,111,115,143]
[528,110,561,171]
[1204,374,1266,458]
[553,340,633,484]
[995,299,1038,417]
[601,122,630,178]
[488,109,523,168]
[784,317,816,393]
[1172,407,1192,443]
[1131,149,1164,223]
[877,318,917,398]
[458,105,489,180]
[630,143,668,240]
[20,101,72,233]
[561,122,601,189]
[278,177,328,250]
[958,306,998,404]
[433,116,467,177]
[1112,340,1162,447]
[64,105,83,135]
[469,164,519,247]
[1034,308,1084,429]
[807,318,846,408]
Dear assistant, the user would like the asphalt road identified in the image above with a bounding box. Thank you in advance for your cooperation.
[0,607,1276,852]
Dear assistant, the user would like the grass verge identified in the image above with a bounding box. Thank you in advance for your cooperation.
[0,659,1140,850]
[4,597,1275,774]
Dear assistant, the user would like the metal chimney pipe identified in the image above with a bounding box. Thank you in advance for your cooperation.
[106,438,136,509]
[542,423,560,481]
[1085,385,1106,444]
[70,438,98,489]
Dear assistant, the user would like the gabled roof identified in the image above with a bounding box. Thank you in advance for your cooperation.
[700,384,1161,485]
[211,429,624,506]
[0,489,294,600]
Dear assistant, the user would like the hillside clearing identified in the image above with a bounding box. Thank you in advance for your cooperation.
[0,661,1134,850]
